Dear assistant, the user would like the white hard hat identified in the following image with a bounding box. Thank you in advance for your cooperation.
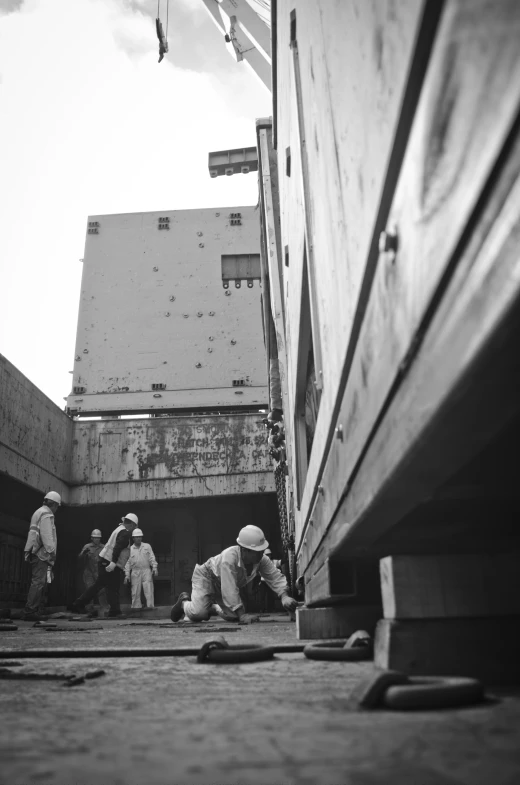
[123,513,138,525]
[91,529,102,538]
[44,491,62,506]
[132,528,143,537]
[236,525,269,551]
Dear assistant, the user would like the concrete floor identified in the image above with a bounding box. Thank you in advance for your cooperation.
[1,616,520,785]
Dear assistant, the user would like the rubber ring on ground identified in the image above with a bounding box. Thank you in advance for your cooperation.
[383,676,484,710]
[304,641,372,661]
[204,644,275,664]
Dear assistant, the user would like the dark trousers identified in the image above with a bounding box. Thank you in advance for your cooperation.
[24,555,48,614]
[76,561,122,615]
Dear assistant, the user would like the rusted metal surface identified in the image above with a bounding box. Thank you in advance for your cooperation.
[71,414,270,482]
[0,354,72,499]
[69,413,274,504]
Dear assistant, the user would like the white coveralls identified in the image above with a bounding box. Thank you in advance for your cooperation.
[124,543,158,609]
[183,545,288,621]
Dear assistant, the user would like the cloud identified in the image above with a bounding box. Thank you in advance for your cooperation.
[0,0,25,15]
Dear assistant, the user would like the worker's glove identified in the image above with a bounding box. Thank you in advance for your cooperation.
[124,576,130,584]
[237,613,260,625]
[105,562,116,573]
[152,568,158,577]
[281,594,298,611]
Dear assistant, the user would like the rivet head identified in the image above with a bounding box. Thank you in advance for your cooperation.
[335,424,344,441]
[209,311,215,316]
[183,314,189,318]
[153,266,159,271]
[225,291,231,297]
[230,339,236,345]
[169,295,176,301]
[195,363,202,368]
[197,231,203,237]
[165,312,170,317]
[378,226,398,256]
[199,242,204,248]
[207,348,213,353]
[215,212,220,217]
[83,349,89,354]
[197,312,203,317]
[209,336,214,341]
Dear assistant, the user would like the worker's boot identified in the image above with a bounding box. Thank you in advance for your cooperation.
[170,592,190,622]
[22,612,49,622]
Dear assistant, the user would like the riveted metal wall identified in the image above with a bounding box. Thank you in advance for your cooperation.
[66,206,268,414]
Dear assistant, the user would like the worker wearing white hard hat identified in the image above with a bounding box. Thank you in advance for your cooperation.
[22,491,62,621]
[170,525,298,624]
[70,513,138,617]
[124,529,158,609]
[77,529,107,616]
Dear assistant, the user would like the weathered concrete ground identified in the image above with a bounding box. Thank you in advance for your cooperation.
[1,616,520,785]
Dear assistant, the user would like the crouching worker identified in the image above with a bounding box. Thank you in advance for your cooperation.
[124,528,158,609]
[170,525,298,624]
[69,513,138,618]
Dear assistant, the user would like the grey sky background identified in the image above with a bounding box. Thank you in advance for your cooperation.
[0,0,272,408]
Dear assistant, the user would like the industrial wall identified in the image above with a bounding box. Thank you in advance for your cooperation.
[66,206,268,415]
[0,354,72,499]
[69,413,274,505]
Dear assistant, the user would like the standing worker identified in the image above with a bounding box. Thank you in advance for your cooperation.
[124,528,158,609]
[78,529,107,615]
[22,491,61,621]
[170,525,298,624]
[69,513,138,618]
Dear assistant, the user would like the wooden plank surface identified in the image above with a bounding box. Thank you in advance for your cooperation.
[380,553,520,619]
[374,617,520,684]
[304,129,520,575]
[275,0,424,542]
[296,605,381,641]
[297,0,520,576]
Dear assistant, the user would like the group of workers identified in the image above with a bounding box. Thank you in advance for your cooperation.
[22,491,297,623]
[21,493,158,620]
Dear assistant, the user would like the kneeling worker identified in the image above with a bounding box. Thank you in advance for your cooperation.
[170,525,297,624]
[124,528,158,609]
[70,513,138,617]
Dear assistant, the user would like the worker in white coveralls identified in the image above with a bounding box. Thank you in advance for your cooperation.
[124,528,158,609]
[70,513,138,618]
[170,525,298,624]
[78,529,108,615]
[22,491,61,621]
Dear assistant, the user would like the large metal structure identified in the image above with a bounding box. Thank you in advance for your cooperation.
[66,206,267,416]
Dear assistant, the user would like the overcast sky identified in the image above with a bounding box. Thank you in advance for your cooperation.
[0,0,271,409]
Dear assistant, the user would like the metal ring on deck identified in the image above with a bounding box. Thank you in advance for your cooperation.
[383,676,484,710]
[303,641,373,661]
[202,644,275,664]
